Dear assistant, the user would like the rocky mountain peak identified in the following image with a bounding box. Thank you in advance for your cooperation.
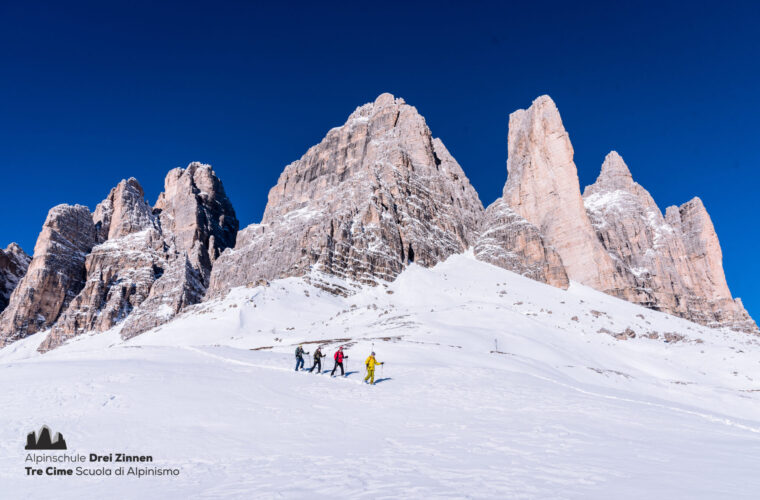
[583,152,757,334]
[156,162,238,279]
[50,163,237,348]
[0,243,31,313]
[208,94,484,297]
[373,92,402,108]
[5,242,26,256]
[0,204,97,345]
[502,95,625,292]
[586,151,635,194]
[93,177,157,242]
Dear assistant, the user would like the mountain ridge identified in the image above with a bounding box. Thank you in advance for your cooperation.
[0,93,755,351]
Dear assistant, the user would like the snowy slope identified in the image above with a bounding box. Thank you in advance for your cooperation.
[2,253,759,499]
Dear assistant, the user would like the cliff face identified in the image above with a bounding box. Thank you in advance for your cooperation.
[0,205,97,346]
[0,243,31,313]
[474,199,569,289]
[119,163,238,339]
[583,151,692,312]
[0,164,238,351]
[583,152,757,333]
[0,93,755,351]
[501,96,628,295]
[39,179,165,350]
[207,93,484,296]
[665,199,757,333]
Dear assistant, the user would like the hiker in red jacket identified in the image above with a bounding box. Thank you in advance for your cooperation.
[330,346,348,377]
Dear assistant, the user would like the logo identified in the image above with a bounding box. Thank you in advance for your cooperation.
[25,426,67,450]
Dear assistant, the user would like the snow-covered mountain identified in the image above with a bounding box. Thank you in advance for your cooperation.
[207,92,485,296]
[0,93,754,351]
[2,254,758,498]
[1,92,758,495]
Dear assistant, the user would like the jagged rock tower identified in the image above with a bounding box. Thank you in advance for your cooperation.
[0,163,238,351]
[0,243,31,313]
[0,205,97,346]
[0,93,755,351]
[582,152,757,333]
[208,93,484,296]
[499,96,629,295]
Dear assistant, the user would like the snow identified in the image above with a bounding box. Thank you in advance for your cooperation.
[155,303,174,319]
[2,254,759,498]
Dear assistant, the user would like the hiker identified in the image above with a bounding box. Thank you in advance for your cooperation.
[364,351,384,385]
[330,347,348,377]
[295,345,309,371]
[309,346,326,373]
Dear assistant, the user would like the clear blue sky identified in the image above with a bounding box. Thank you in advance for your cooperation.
[1,1,758,317]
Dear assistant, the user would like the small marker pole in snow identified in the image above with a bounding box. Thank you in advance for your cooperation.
[494,338,498,352]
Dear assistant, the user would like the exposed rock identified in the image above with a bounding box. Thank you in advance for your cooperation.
[0,243,31,312]
[474,199,568,288]
[120,253,205,338]
[40,165,238,348]
[663,332,685,343]
[0,205,97,345]
[208,93,484,297]
[155,162,238,286]
[39,179,164,351]
[117,163,238,337]
[39,229,166,351]
[92,178,158,242]
[502,96,626,293]
[583,151,694,312]
[615,327,637,340]
[666,198,757,333]
[583,152,757,333]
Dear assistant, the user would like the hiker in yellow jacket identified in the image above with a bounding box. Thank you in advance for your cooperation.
[364,352,384,385]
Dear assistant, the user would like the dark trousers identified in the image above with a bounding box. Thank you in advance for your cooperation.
[310,359,322,373]
[331,361,344,376]
[295,357,305,371]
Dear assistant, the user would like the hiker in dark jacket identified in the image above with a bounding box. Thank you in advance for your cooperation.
[330,347,348,377]
[309,346,326,373]
[295,345,309,371]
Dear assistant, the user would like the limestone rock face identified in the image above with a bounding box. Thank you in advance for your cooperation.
[583,151,688,310]
[119,253,205,339]
[502,96,626,294]
[666,198,757,333]
[474,199,569,289]
[584,152,757,333]
[155,162,238,286]
[0,243,31,312]
[115,163,238,338]
[39,179,164,350]
[39,229,166,351]
[0,205,97,345]
[208,93,484,296]
[38,165,239,348]
[92,178,158,242]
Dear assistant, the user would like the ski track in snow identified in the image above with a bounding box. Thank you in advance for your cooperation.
[1,254,759,499]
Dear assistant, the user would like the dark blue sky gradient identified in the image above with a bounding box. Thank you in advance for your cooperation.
[1,1,758,316]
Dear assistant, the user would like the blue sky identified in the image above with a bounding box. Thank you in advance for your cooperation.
[1,1,758,317]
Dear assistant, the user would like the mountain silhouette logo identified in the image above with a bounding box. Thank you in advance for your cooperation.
[25,426,67,450]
